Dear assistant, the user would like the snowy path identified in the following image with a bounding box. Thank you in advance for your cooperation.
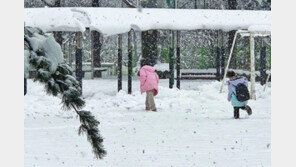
[24,78,270,167]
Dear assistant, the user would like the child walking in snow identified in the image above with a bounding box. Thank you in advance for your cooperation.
[139,62,159,112]
[226,71,252,119]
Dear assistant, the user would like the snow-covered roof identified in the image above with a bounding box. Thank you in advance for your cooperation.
[24,7,271,36]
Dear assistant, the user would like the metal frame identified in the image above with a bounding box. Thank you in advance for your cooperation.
[219,30,271,100]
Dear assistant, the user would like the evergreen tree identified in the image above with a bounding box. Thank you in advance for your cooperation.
[24,27,106,159]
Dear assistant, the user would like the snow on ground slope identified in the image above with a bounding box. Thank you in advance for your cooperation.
[24,78,271,167]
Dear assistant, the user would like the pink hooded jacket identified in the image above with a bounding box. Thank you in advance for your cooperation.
[140,65,159,96]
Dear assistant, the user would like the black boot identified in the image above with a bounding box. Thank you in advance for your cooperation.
[234,107,240,119]
[245,105,252,116]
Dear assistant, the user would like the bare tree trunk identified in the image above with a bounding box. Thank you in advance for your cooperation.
[141,0,158,66]
[141,30,158,66]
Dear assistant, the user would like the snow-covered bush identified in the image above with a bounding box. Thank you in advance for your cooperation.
[24,27,106,159]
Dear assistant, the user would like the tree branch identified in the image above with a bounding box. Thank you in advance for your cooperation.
[123,0,136,8]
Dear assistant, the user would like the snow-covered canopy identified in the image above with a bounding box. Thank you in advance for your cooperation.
[24,7,271,36]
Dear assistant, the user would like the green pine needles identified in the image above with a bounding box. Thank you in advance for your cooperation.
[24,27,106,159]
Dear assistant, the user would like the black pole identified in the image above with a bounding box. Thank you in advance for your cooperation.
[24,78,27,96]
[75,32,83,90]
[169,30,175,89]
[194,0,198,9]
[220,31,225,80]
[216,31,221,81]
[221,47,225,80]
[216,47,221,81]
[128,31,132,94]
[118,34,123,92]
[91,0,102,78]
[176,31,181,89]
[260,45,267,85]
[91,31,102,78]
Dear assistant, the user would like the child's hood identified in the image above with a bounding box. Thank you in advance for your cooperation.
[227,77,247,86]
[141,65,155,72]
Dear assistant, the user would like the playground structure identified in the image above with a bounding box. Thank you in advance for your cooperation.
[24,8,271,98]
[220,29,271,100]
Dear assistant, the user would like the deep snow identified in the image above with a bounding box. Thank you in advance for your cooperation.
[24,78,270,167]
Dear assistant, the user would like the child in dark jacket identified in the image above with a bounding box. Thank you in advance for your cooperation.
[226,71,252,119]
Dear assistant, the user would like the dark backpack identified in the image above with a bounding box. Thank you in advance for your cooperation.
[234,83,250,102]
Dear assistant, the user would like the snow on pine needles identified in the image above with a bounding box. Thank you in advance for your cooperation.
[25,78,270,167]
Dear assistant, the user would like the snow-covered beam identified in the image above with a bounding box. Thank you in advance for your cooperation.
[24,7,270,36]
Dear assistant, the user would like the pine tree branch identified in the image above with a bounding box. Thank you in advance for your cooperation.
[25,27,106,159]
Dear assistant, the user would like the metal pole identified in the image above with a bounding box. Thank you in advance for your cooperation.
[216,31,221,81]
[128,31,132,94]
[92,0,102,78]
[263,73,270,91]
[68,33,72,68]
[176,31,181,89]
[133,30,137,63]
[169,30,175,89]
[194,0,197,9]
[118,34,123,92]
[221,32,225,80]
[220,31,238,93]
[260,43,267,86]
[118,0,123,92]
[24,78,27,96]
[250,33,256,100]
[75,32,83,90]
[169,0,177,89]
[90,30,95,79]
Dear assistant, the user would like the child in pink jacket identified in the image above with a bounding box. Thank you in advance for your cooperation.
[140,65,159,112]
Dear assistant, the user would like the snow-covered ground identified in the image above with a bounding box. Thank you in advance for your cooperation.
[24,78,271,167]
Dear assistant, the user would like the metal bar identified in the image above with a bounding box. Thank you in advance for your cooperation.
[68,33,72,68]
[260,45,267,85]
[118,34,123,92]
[263,72,270,91]
[169,30,175,89]
[220,31,238,93]
[216,30,221,81]
[221,32,225,80]
[90,30,95,79]
[92,31,102,78]
[216,47,221,81]
[128,31,132,94]
[249,33,256,100]
[24,78,27,96]
[75,32,83,90]
[176,31,181,89]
